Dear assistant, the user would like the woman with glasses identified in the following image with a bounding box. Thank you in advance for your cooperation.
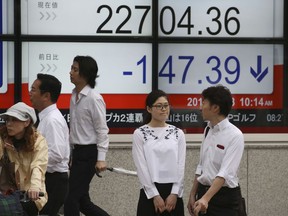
[0,102,48,216]
[132,90,186,216]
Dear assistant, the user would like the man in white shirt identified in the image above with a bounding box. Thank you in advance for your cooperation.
[187,85,245,216]
[64,55,109,216]
[29,73,70,216]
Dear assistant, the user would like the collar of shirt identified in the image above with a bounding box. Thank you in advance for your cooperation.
[38,104,57,121]
[72,85,91,100]
[208,118,229,134]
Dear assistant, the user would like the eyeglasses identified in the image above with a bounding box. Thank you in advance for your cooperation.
[151,104,170,110]
[5,117,21,124]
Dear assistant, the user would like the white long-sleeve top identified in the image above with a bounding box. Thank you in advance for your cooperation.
[69,85,109,161]
[196,118,244,188]
[38,104,70,173]
[132,124,186,199]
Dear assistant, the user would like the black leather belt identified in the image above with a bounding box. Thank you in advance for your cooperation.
[73,144,96,149]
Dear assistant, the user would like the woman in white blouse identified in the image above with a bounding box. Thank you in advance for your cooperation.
[132,90,186,216]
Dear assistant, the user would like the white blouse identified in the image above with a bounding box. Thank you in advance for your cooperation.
[132,124,186,199]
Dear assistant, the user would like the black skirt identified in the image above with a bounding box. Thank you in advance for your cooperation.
[137,182,184,216]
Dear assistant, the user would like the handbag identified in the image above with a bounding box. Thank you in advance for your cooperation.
[0,147,23,215]
[0,148,18,193]
[238,187,247,216]
[238,196,247,216]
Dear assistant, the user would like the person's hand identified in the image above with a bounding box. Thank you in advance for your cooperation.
[95,161,107,173]
[187,194,196,215]
[165,194,177,212]
[4,141,16,151]
[153,195,166,214]
[193,198,208,216]
[27,189,40,201]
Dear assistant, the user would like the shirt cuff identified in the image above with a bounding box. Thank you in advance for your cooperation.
[97,151,106,161]
[171,183,180,196]
[143,185,159,199]
[195,165,202,175]
[217,170,227,180]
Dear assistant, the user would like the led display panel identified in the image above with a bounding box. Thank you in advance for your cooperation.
[21,42,152,131]
[11,0,288,133]
[158,44,285,132]
[158,0,283,37]
[21,0,152,36]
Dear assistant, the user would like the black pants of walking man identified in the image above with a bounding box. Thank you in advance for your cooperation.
[64,144,109,216]
[40,171,68,216]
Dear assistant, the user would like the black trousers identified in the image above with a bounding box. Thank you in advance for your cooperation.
[64,145,109,216]
[40,171,69,216]
[137,183,184,216]
[197,183,242,216]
